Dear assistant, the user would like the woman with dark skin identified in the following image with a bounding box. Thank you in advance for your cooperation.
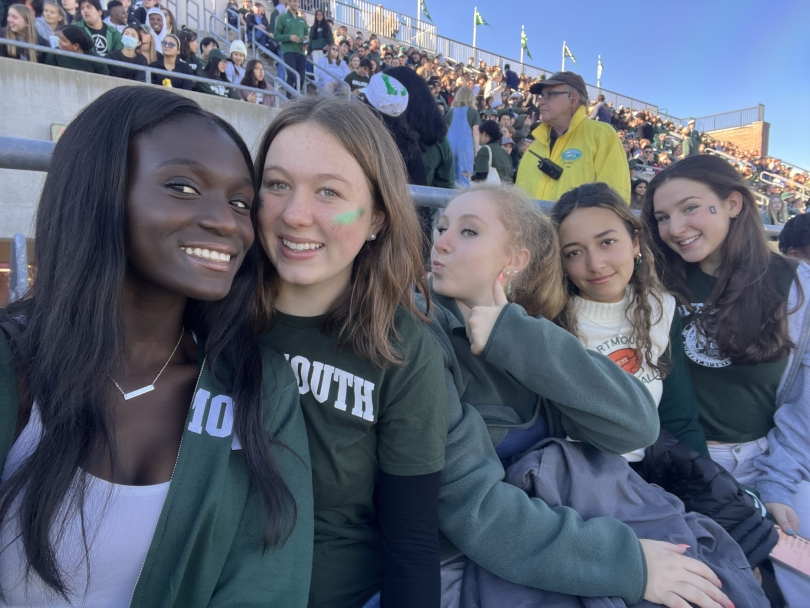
[0,87,312,606]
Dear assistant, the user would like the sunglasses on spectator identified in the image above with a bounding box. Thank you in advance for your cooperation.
[162,40,177,48]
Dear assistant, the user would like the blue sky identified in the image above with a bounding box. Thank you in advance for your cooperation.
[381,0,809,168]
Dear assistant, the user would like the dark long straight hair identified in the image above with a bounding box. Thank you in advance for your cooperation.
[384,66,448,147]
[0,86,295,599]
[642,154,795,363]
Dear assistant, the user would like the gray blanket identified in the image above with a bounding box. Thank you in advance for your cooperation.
[459,438,769,608]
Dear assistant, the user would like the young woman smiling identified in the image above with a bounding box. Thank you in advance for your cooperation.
[0,87,312,607]
[427,184,732,608]
[552,182,708,459]
[254,96,448,608]
[644,154,810,606]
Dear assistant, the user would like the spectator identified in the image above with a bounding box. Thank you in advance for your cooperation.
[151,32,193,89]
[238,58,275,105]
[315,43,348,94]
[198,48,238,98]
[45,22,108,72]
[363,72,427,187]
[224,38,246,84]
[343,56,371,94]
[144,5,164,49]
[197,35,217,73]
[368,56,378,75]
[630,177,646,210]
[636,111,654,141]
[245,1,270,48]
[681,118,700,157]
[225,0,239,28]
[778,213,810,260]
[236,0,251,27]
[106,23,147,80]
[501,135,514,157]
[366,36,380,63]
[136,22,157,63]
[160,5,176,35]
[61,0,80,23]
[639,145,659,167]
[516,71,630,202]
[177,27,199,73]
[274,0,306,92]
[307,8,331,63]
[473,120,515,183]
[446,85,480,187]
[589,93,612,123]
[34,0,64,45]
[503,63,518,90]
[0,3,46,61]
[131,0,156,25]
[385,66,454,262]
[760,194,788,226]
[103,0,126,33]
[426,77,447,112]
[76,0,121,56]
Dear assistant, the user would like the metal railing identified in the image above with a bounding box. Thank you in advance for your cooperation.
[759,171,810,201]
[694,105,765,133]
[703,148,757,173]
[244,28,304,96]
[0,37,289,106]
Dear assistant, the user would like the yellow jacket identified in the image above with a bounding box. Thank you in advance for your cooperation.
[516,106,630,203]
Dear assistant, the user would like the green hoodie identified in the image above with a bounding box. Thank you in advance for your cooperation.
[273,10,308,55]
[0,332,313,607]
[421,293,660,604]
[76,19,123,57]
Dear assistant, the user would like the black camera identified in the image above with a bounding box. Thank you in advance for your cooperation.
[528,150,563,180]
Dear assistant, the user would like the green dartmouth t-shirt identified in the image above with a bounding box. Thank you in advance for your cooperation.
[261,308,448,608]
[679,263,792,443]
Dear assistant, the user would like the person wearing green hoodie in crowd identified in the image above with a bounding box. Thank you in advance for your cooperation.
[75,0,121,56]
[273,0,307,93]
[0,86,312,607]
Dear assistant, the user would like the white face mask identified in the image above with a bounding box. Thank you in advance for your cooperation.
[121,34,139,49]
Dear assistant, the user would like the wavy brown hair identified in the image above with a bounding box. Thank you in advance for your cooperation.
[253,96,430,368]
[642,154,796,364]
[551,182,669,378]
[449,183,566,319]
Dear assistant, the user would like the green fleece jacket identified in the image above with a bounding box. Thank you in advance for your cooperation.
[421,293,660,604]
[0,332,313,607]
[274,10,308,55]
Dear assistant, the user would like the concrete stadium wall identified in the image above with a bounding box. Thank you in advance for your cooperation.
[0,57,280,240]
[706,121,770,158]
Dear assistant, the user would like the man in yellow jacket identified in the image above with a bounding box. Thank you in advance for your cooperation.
[516,72,630,203]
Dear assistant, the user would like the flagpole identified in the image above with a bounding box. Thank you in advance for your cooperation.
[597,54,601,92]
[416,0,420,47]
[520,25,524,71]
[561,40,565,72]
[473,7,477,55]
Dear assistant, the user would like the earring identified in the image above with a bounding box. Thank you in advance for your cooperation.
[506,283,513,296]
[370,234,376,240]
[634,253,643,271]
[731,214,740,219]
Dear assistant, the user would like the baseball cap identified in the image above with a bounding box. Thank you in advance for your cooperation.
[207,48,231,62]
[688,118,696,124]
[529,71,588,99]
[501,137,515,145]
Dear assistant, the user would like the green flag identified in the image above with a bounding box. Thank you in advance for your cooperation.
[563,42,577,65]
[420,0,432,21]
[521,28,532,60]
[474,9,489,27]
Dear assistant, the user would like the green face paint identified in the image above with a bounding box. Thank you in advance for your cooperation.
[333,207,365,225]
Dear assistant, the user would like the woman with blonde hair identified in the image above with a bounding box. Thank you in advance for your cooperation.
[446,86,480,187]
[137,24,158,64]
[34,0,65,45]
[426,183,737,608]
[253,96,448,608]
[760,194,788,226]
[0,3,46,62]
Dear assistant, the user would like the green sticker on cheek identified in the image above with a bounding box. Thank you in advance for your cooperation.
[333,207,365,225]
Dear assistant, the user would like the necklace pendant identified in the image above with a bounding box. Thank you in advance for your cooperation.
[123,385,155,400]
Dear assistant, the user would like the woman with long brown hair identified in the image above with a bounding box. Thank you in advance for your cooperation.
[552,182,707,459]
[0,3,46,62]
[424,183,741,608]
[643,154,810,606]
[253,96,447,608]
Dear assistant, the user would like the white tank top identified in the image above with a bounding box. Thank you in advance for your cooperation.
[0,406,170,607]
